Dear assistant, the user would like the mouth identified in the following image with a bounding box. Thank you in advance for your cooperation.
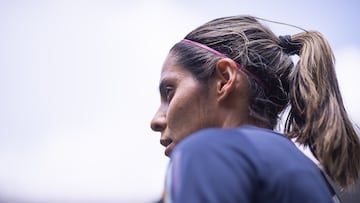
[160,137,174,157]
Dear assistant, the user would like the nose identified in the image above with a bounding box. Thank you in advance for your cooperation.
[150,108,166,132]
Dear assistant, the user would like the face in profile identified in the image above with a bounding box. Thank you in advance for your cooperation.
[150,53,219,156]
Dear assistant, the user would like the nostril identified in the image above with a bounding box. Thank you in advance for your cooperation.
[160,139,172,147]
[151,123,163,132]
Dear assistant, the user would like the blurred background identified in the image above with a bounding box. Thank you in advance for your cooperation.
[0,0,359,202]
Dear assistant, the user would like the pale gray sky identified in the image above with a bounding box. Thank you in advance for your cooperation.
[0,1,359,202]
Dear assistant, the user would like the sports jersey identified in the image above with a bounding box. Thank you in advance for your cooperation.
[163,125,334,203]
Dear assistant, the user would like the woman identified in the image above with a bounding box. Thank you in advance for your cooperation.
[150,15,360,203]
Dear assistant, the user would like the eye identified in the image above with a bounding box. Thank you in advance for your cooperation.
[164,86,174,102]
[160,85,175,103]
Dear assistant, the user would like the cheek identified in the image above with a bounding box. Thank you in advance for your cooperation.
[166,100,192,139]
[166,93,208,142]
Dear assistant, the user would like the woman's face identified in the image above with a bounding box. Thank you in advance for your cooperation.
[151,54,219,156]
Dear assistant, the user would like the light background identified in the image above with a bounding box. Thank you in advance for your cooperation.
[0,0,359,202]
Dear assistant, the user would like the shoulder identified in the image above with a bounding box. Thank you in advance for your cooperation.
[173,125,315,178]
[166,126,263,202]
[167,126,334,203]
[170,125,282,174]
[174,125,287,156]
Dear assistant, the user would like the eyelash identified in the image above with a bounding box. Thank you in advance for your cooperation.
[162,86,174,103]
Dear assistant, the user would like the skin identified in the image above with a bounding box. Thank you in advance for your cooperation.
[150,52,254,156]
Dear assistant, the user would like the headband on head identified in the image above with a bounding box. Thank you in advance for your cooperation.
[181,39,266,91]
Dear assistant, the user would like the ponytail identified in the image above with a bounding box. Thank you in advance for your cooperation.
[284,31,360,189]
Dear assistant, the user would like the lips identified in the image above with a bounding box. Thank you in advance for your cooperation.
[165,142,175,157]
[160,137,173,156]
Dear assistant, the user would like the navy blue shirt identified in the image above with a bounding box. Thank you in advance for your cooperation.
[164,126,334,203]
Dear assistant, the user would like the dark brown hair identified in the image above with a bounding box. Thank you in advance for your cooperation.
[169,15,360,189]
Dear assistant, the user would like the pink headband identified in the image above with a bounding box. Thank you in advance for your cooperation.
[181,39,266,90]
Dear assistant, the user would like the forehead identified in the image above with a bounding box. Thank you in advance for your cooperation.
[160,53,193,81]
